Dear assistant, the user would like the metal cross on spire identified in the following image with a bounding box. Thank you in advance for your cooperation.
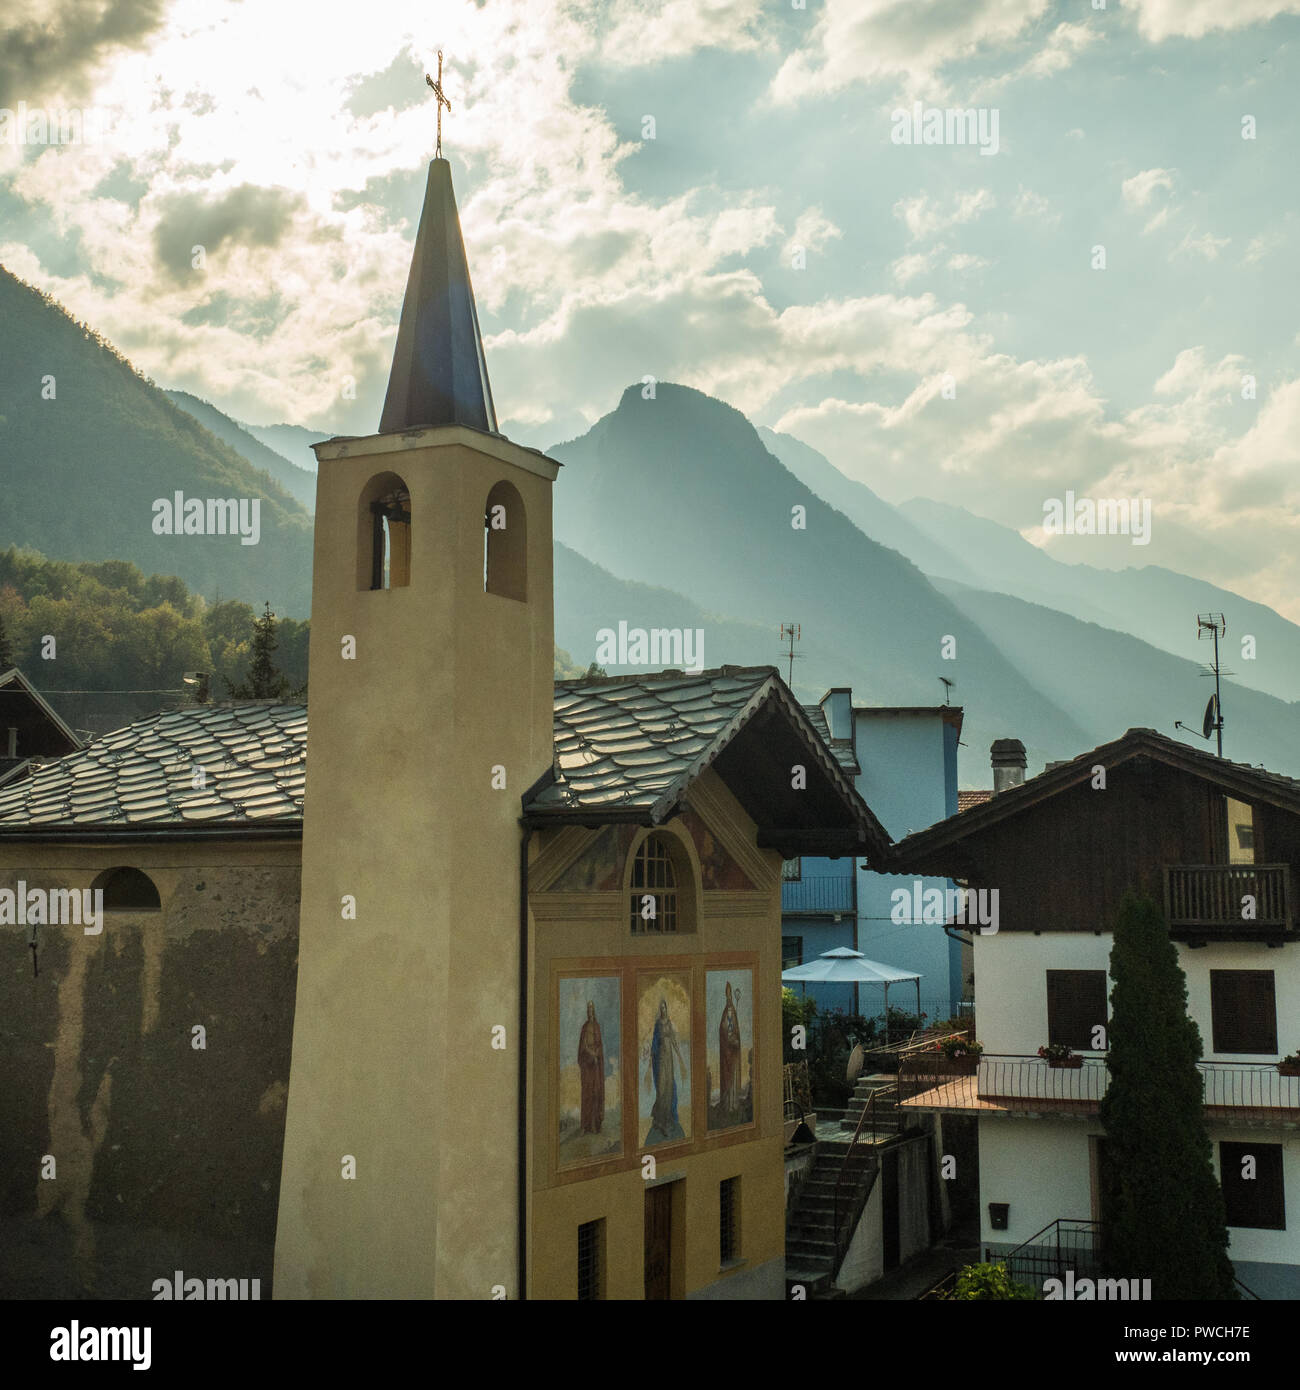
[425,51,452,158]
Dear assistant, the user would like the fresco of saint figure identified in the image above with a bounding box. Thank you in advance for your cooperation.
[718,980,741,1114]
[647,997,687,1141]
[578,1000,604,1133]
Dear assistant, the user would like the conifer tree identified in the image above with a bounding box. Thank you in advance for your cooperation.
[1098,892,1238,1299]
[223,601,293,700]
[0,609,12,670]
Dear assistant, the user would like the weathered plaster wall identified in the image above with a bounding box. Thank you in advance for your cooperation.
[0,842,299,1298]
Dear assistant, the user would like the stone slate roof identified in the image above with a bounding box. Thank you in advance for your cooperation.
[0,702,307,831]
[801,705,860,775]
[530,666,882,855]
[535,666,784,818]
[0,667,880,851]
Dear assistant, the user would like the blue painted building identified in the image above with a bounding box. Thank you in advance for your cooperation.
[783,690,965,1024]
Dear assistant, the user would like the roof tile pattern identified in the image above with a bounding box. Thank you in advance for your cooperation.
[535,667,778,816]
[0,703,307,828]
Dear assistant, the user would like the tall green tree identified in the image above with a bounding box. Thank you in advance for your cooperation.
[223,601,295,700]
[1098,892,1238,1299]
[0,606,12,669]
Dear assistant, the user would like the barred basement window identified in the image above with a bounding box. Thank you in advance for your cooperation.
[630,834,677,934]
[720,1177,740,1264]
[577,1219,604,1300]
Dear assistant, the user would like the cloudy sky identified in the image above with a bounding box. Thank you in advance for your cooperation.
[3,0,1298,615]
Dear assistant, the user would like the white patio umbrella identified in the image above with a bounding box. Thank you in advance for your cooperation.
[781,947,923,1027]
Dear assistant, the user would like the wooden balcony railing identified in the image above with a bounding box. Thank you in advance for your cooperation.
[1165,864,1293,937]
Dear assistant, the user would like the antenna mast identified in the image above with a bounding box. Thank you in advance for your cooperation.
[1197,613,1227,758]
[778,622,802,688]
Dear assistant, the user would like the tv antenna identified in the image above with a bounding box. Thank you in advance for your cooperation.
[1174,613,1228,757]
[778,622,802,687]
[939,676,955,706]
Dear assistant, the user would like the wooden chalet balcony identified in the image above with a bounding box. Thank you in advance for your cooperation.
[898,1054,1300,1127]
[1165,864,1294,942]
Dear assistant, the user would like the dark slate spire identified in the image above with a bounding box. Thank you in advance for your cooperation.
[379,158,498,434]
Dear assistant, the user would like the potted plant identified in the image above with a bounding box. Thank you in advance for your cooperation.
[935,1037,983,1074]
[1278,1051,1300,1077]
[1038,1043,1084,1069]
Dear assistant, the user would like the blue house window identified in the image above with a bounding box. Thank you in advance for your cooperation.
[781,858,801,882]
[782,936,802,970]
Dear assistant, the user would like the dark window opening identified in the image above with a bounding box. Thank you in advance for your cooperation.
[720,1177,740,1264]
[370,489,411,590]
[93,866,161,912]
[782,936,803,970]
[577,1219,603,1300]
[1211,970,1277,1054]
[1046,969,1108,1051]
[484,480,526,601]
[1220,1141,1285,1230]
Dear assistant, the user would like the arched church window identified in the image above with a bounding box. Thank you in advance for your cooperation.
[92,866,161,912]
[359,473,411,590]
[630,833,680,934]
[484,480,526,601]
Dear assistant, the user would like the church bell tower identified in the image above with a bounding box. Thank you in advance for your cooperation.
[273,104,558,1298]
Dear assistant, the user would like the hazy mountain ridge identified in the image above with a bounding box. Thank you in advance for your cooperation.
[548,383,1092,783]
[0,265,314,617]
[165,390,317,512]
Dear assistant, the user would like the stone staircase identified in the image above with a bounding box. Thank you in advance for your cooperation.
[785,1134,883,1297]
[841,1074,901,1135]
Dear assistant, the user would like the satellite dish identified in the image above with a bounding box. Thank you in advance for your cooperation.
[1203,694,1218,741]
[846,1043,865,1085]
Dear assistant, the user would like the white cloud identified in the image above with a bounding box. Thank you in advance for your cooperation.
[1013,187,1059,226]
[783,206,843,263]
[893,189,995,242]
[1172,229,1230,260]
[596,0,769,66]
[770,0,1053,104]
[1127,0,1300,42]
[1121,167,1175,209]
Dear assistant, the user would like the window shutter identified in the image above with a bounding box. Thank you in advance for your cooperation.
[1210,971,1277,1054]
[1046,970,1108,1050]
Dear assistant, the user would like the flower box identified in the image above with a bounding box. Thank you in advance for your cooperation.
[1047,1056,1084,1070]
[1278,1062,1300,1077]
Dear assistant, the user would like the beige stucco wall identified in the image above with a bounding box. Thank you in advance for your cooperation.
[0,839,300,1298]
[274,426,557,1299]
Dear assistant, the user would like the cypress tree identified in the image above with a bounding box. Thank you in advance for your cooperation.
[223,602,292,700]
[1098,892,1238,1299]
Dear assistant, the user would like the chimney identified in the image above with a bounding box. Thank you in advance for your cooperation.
[990,738,1026,794]
[820,688,852,741]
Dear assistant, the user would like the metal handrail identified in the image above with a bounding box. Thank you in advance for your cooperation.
[832,1081,894,1256]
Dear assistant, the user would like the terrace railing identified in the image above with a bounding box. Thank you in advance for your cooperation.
[899,1054,1300,1125]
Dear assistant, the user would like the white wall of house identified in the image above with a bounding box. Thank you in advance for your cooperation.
[979,1118,1097,1250]
[975,930,1300,1063]
[975,933,1113,1055]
